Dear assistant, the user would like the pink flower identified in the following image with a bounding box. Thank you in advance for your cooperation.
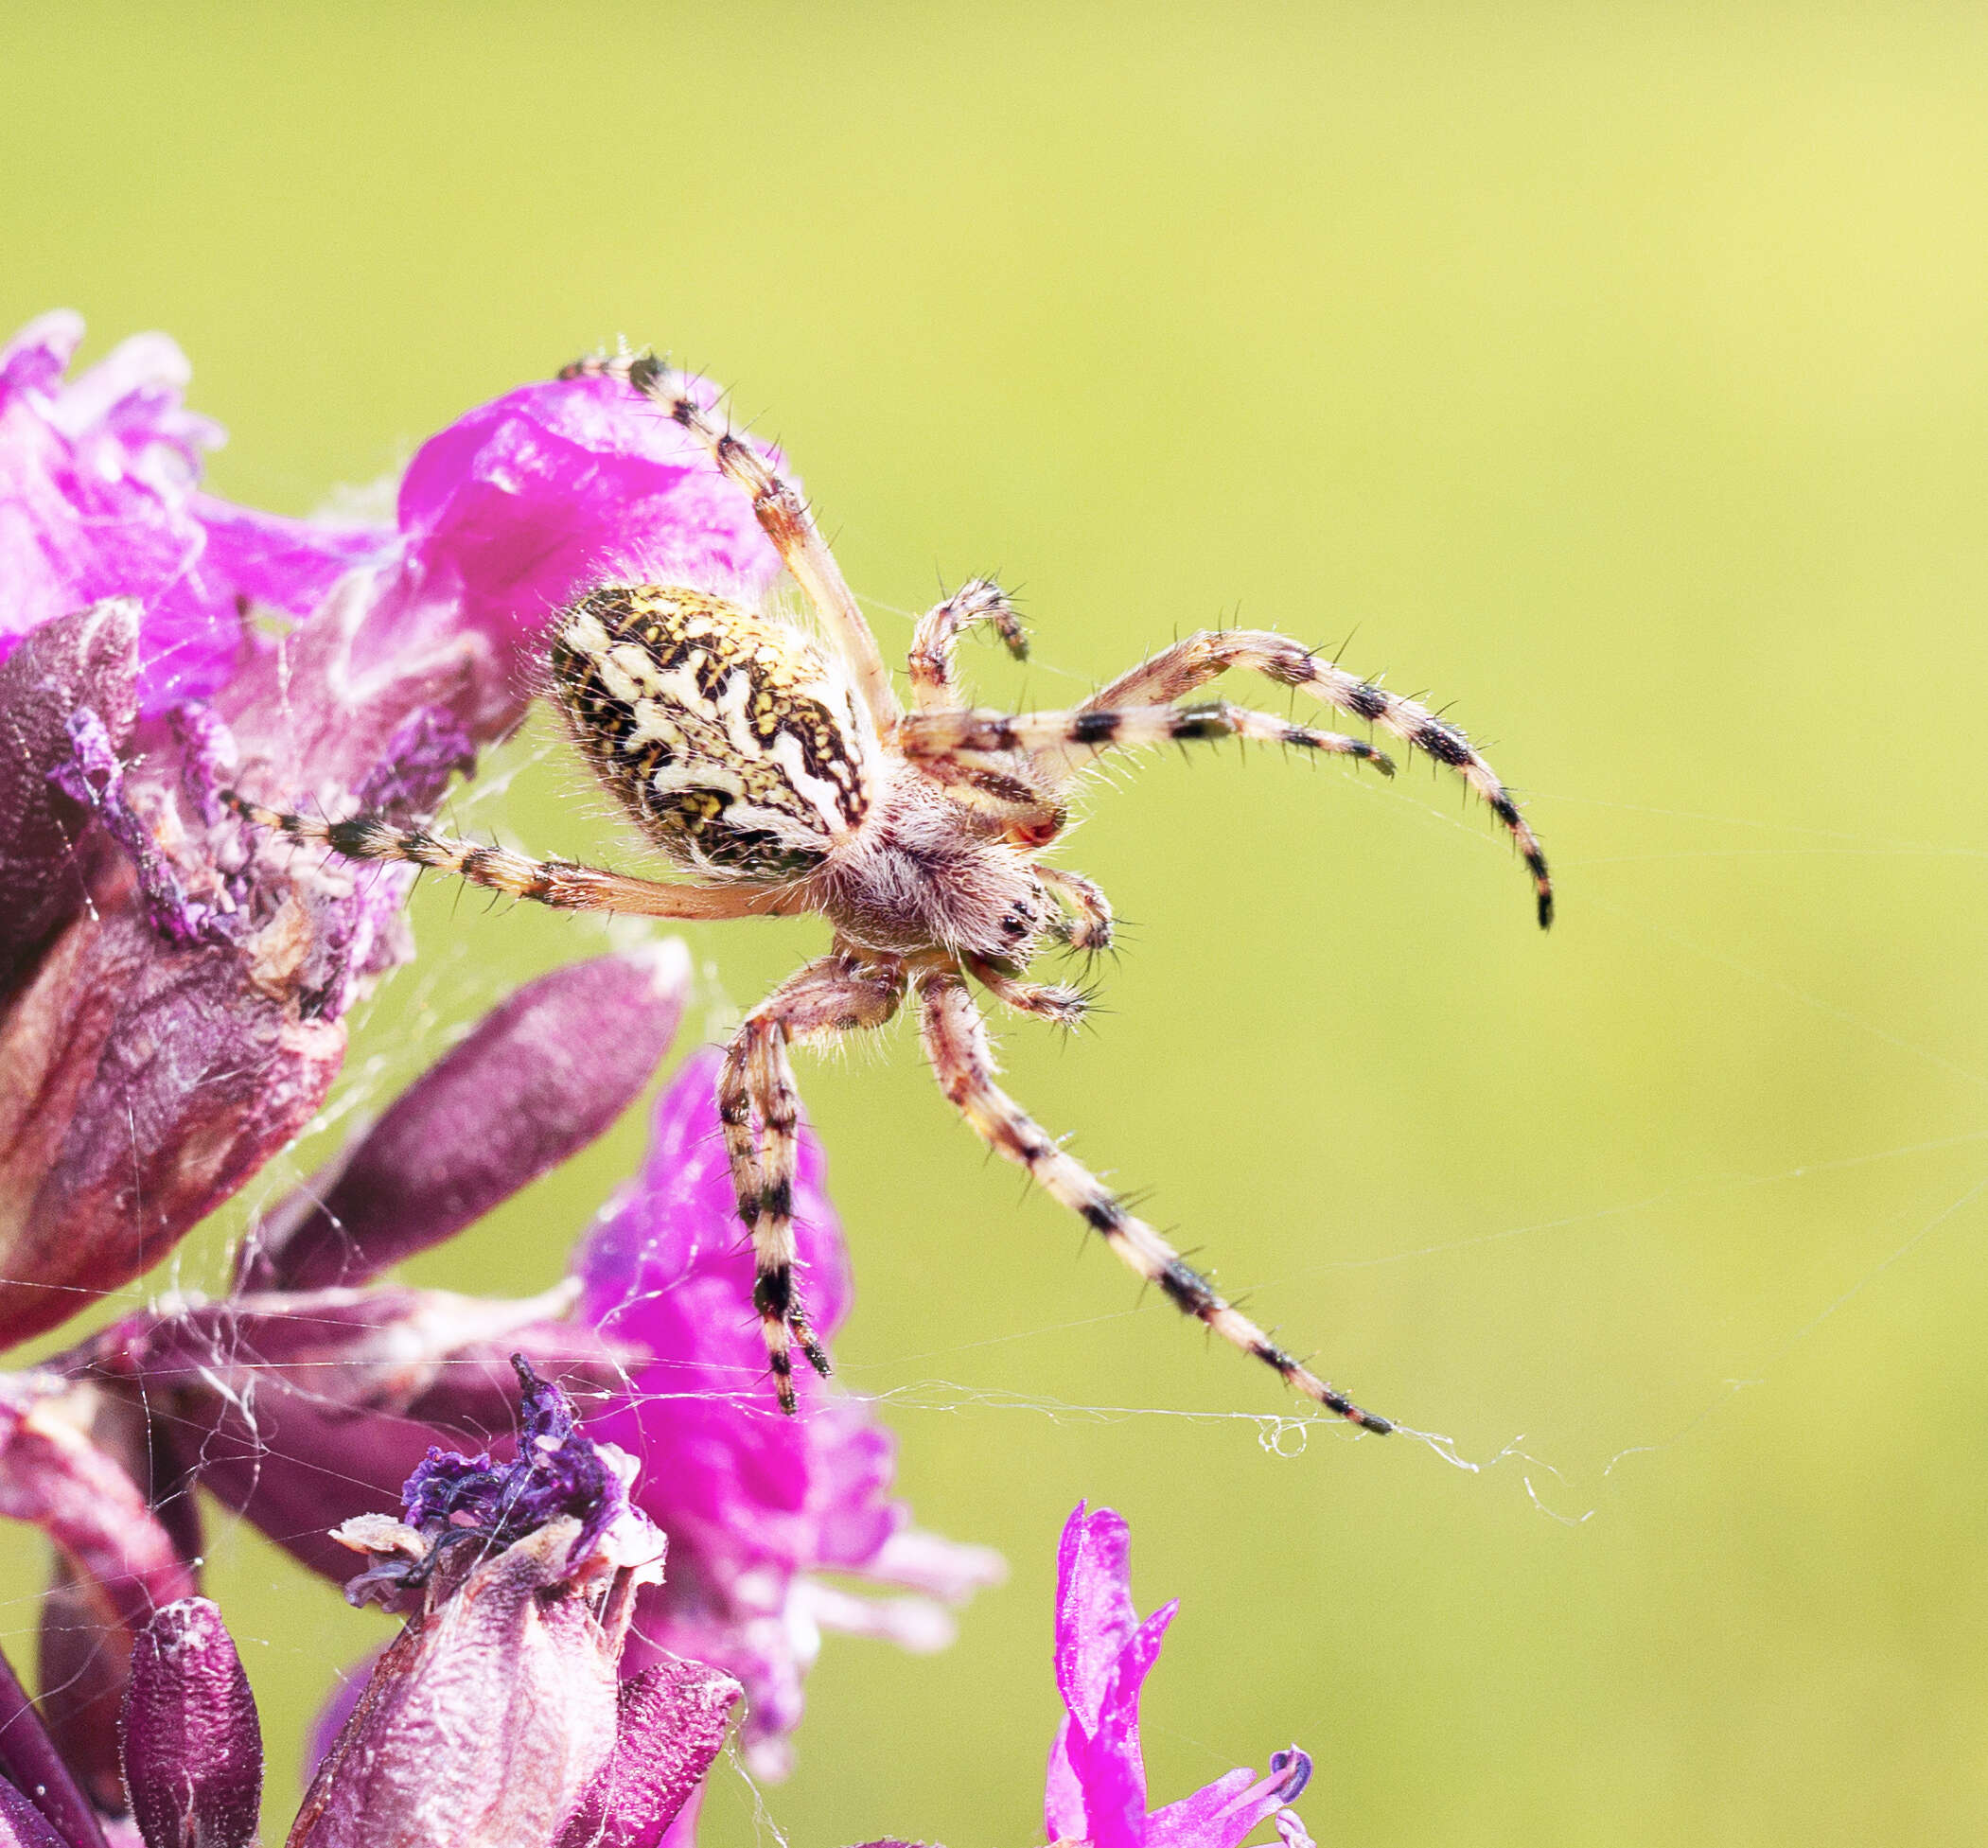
[0,310,389,709]
[574,1051,1004,1776]
[1047,1505,1315,1848]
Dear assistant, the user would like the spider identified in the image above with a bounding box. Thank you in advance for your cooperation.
[225,347,1551,1434]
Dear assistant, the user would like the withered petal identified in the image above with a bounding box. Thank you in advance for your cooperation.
[0,599,139,978]
[0,905,343,1349]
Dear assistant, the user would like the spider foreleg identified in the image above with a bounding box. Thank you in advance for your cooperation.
[1075,629,1552,926]
[906,578,1029,713]
[222,794,799,921]
[914,969,1390,1433]
[898,700,1395,773]
[561,347,901,732]
[721,953,907,1412]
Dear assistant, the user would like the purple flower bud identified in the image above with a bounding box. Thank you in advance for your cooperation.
[242,942,690,1292]
[0,1647,109,1848]
[0,600,139,976]
[551,1656,741,1848]
[0,1785,71,1848]
[0,1379,198,1813]
[119,1600,262,1848]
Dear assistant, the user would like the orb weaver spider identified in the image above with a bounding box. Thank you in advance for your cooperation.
[227,347,1552,1434]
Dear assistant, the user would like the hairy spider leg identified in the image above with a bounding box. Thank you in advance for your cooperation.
[897,698,1397,771]
[905,750,1069,841]
[219,794,800,921]
[915,967,1392,1433]
[561,349,903,734]
[906,579,1029,713]
[719,954,908,1411]
[1067,628,1552,926]
[1029,863,1115,953]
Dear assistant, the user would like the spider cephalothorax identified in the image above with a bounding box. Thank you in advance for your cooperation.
[227,347,1552,1434]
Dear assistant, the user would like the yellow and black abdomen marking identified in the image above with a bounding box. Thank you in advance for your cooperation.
[551,585,874,881]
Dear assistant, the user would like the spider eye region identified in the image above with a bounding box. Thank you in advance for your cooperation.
[551,583,873,879]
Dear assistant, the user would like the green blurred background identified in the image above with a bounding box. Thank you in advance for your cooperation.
[8,3,1988,1841]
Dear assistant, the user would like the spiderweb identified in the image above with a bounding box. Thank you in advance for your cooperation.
[5,591,1983,1847]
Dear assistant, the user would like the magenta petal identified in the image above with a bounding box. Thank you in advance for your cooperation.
[186,492,389,617]
[0,312,394,711]
[396,371,785,664]
[575,1047,855,1545]
[1146,1750,1312,1848]
[1053,1504,1143,1736]
[1068,1602,1176,1848]
[576,1050,999,1772]
[244,942,690,1291]
[120,1600,263,1848]
[552,1656,741,1848]
[1044,1716,1089,1842]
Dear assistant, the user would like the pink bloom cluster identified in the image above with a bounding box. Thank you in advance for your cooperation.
[576,1051,1004,1774]
[1046,1505,1314,1848]
[0,311,1322,1846]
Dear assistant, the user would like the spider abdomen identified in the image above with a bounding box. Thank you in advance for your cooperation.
[551,584,874,879]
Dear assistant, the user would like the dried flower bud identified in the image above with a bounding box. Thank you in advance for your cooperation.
[292,1365,673,1848]
[0,896,346,1349]
[120,1600,262,1848]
